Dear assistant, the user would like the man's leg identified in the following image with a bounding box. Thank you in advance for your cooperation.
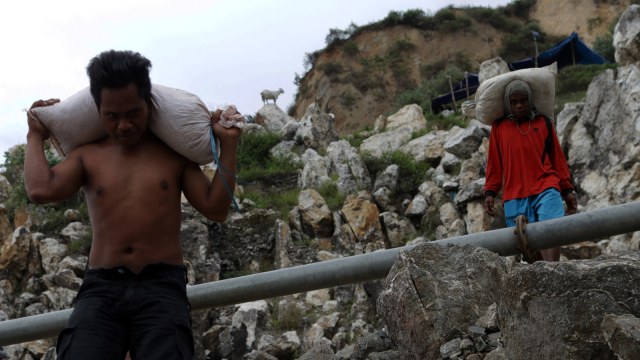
[534,188,565,261]
[128,265,194,360]
[503,197,535,227]
[57,275,128,360]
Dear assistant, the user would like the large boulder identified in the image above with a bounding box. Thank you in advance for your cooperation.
[377,244,508,359]
[326,140,371,194]
[295,103,339,152]
[382,104,427,133]
[359,126,413,159]
[564,64,640,215]
[378,243,640,360]
[614,4,640,65]
[478,57,510,84]
[498,252,640,359]
[255,104,292,133]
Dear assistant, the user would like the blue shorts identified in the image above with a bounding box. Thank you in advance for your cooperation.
[56,263,194,360]
[504,188,564,227]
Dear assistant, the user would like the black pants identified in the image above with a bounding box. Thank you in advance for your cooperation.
[56,263,194,360]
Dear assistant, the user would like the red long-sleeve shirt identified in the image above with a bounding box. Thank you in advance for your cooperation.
[484,115,574,201]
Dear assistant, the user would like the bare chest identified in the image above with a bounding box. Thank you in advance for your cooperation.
[81,144,185,202]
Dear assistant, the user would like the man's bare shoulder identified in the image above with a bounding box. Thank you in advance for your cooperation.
[65,136,110,157]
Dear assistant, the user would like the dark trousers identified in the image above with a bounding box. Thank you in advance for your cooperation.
[56,263,194,360]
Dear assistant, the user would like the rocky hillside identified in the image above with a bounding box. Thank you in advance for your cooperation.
[292,0,633,135]
[1,3,640,360]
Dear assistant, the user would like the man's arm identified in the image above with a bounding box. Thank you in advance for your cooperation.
[548,123,578,214]
[24,99,84,204]
[483,122,503,216]
[182,110,242,222]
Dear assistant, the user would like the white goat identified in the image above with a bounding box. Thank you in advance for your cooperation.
[261,88,284,104]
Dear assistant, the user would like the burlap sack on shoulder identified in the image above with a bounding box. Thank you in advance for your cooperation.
[29,87,105,158]
[148,84,213,165]
[29,84,213,165]
[474,62,557,125]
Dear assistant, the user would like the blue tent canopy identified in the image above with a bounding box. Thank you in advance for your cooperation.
[430,32,607,113]
[430,73,479,113]
[510,32,607,70]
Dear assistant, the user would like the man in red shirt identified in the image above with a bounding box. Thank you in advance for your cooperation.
[483,79,578,261]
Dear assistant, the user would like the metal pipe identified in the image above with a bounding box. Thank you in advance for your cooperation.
[1,201,640,346]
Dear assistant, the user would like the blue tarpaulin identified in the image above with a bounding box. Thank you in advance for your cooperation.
[510,32,607,70]
[430,32,607,113]
[430,73,479,113]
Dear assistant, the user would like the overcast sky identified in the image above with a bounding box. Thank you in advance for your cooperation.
[0,0,511,165]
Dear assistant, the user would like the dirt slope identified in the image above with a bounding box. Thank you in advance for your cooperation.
[292,1,631,135]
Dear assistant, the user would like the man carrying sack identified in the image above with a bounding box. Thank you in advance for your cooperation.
[483,79,578,262]
[24,50,242,359]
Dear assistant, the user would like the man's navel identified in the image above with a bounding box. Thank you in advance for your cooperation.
[160,179,169,190]
[96,186,105,196]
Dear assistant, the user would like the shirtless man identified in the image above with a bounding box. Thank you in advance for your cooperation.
[24,50,240,359]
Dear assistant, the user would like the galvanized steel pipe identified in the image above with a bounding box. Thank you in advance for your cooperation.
[1,201,640,346]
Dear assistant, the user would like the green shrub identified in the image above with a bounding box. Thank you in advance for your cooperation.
[393,65,466,115]
[557,64,617,94]
[318,62,343,77]
[433,8,472,33]
[425,112,468,131]
[68,233,93,255]
[340,91,357,110]
[555,63,617,113]
[241,188,300,220]
[363,151,429,194]
[343,128,372,149]
[236,131,302,193]
[592,15,619,63]
[499,24,565,63]
[272,299,307,331]
[343,41,360,57]
[401,8,433,28]
[592,33,615,63]
[503,0,536,19]
[317,181,346,211]
[348,70,384,92]
[466,6,520,31]
[370,9,435,31]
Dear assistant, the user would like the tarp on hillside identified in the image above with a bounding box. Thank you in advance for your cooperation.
[510,31,607,70]
[430,32,607,113]
[430,73,479,113]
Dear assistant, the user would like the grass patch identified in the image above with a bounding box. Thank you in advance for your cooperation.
[556,64,617,94]
[425,112,468,131]
[343,127,373,148]
[363,150,430,194]
[237,132,301,183]
[317,181,347,211]
[271,299,308,331]
[241,188,300,220]
[554,63,617,114]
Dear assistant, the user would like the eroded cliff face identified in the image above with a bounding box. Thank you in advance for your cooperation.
[531,0,633,44]
[293,22,505,135]
[293,0,630,136]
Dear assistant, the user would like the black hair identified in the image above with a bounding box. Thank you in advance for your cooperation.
[86,50,152,109]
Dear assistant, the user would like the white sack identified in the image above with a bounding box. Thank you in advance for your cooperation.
[29,84,214,165]
[474,63,557,125]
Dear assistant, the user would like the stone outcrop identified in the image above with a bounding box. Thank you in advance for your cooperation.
[614,4,640,65]
[378,244,640,360]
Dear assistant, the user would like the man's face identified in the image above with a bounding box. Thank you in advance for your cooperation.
[99,83,150,146]
[509,92,530,121]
